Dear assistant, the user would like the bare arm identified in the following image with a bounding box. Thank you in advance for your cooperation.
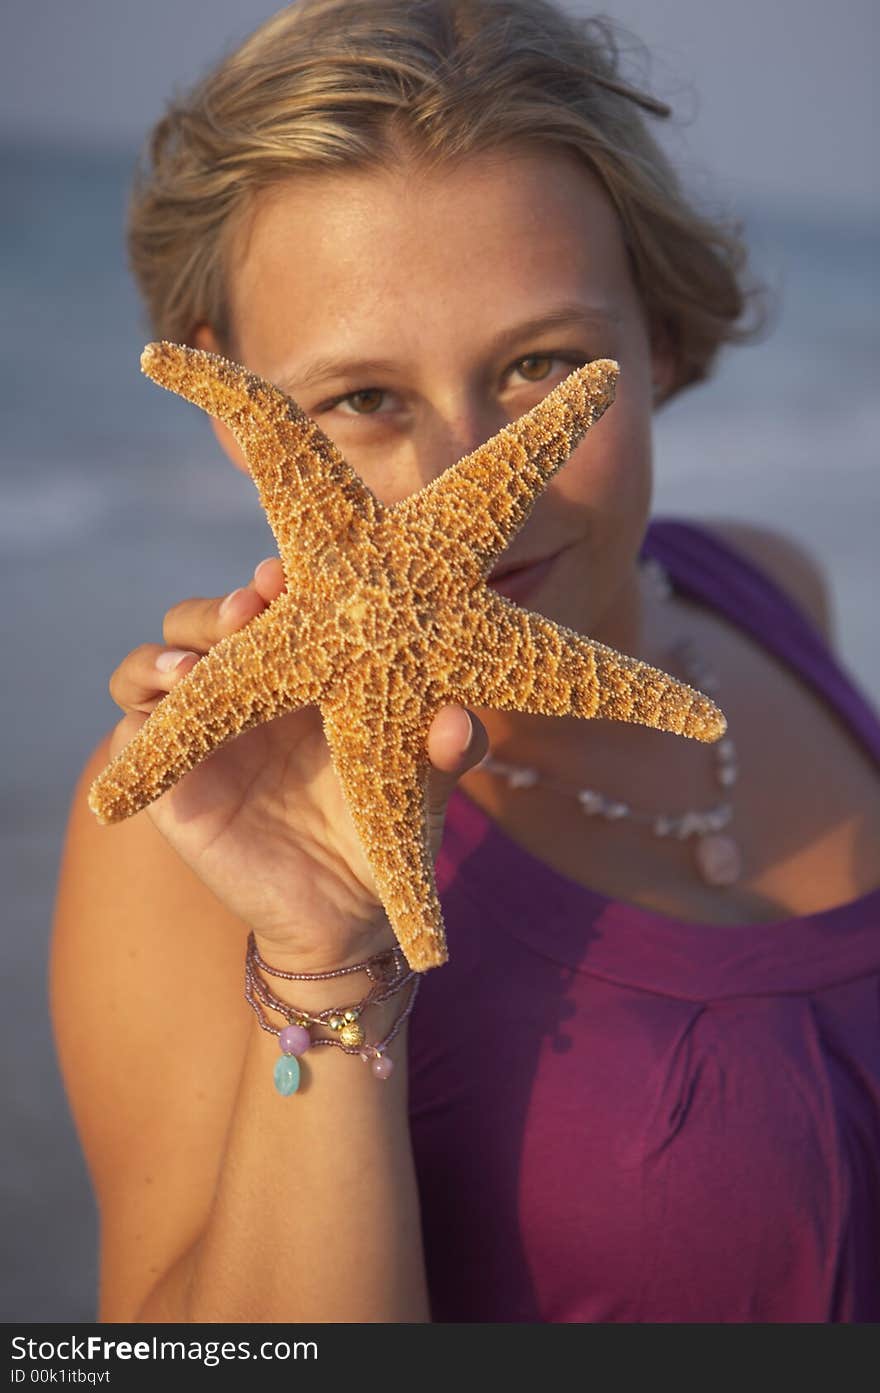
[143,1017,427,1323]
[51,736,431,1324]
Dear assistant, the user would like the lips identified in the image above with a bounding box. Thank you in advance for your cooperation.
[487,546,566,602]
[490,557,541,581]
[489,545,563,581]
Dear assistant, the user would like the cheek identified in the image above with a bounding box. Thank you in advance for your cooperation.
[552,399,653,521]
[211,418,252,475]
[340,447,422,509]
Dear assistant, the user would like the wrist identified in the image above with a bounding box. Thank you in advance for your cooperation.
[252,992,412,1049]
[249,918,400,980]
[250,969,397,1018]
[244,929,419,1072]
[245,937,419,1092]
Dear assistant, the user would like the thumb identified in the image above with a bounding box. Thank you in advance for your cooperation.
[425,704,490,823]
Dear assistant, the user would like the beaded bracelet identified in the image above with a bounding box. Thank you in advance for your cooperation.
[244,932,420,1095]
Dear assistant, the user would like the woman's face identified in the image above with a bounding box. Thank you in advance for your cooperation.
[196,142,674,646]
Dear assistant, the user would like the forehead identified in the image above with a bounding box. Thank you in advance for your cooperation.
[226,144,638,356]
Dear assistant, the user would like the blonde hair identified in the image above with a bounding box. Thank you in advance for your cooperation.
[127,0,771,401]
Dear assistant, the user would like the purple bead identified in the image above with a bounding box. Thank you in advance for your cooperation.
[279,1024,311,1056]
[371,1054,394,1080]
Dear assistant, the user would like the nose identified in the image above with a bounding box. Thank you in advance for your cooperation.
[388,397,512,505]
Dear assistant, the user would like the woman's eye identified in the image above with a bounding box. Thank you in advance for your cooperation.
[512,355,556,383]
[510,353,592,387]
[323,353,585,417]
[333,388,387,416]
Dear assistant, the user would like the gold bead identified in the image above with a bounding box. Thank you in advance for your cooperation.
[328,1015,344,1032]
[339,1021,366,1048]
[343,1010,358,1024]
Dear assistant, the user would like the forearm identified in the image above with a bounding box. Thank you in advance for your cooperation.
[136,995,429,1323]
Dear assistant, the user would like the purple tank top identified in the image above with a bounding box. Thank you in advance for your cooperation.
[409,516,880,1323]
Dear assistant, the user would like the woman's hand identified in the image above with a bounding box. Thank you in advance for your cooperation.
[106,557,489,971]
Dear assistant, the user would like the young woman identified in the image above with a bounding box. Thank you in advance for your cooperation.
[50,0,880,1323]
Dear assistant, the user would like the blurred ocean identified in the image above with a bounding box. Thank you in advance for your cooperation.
[1,138,878,1320]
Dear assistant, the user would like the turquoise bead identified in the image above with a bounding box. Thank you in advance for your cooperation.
[274,1053,301,1096]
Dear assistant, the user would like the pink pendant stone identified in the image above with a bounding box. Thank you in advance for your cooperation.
[695,833,742,886]
[279,1024,311,1056]
[371,1054,394,1080]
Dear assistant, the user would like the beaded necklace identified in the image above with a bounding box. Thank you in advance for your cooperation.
[477,557,743,887]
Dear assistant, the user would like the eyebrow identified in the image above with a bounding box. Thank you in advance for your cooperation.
[276,302,620,393]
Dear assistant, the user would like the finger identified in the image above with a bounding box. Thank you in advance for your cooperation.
[425,706,489,824]
[114,559,284,717]
[108,642,200,715]
[253,555,286,602]
[162,587,259,648]
[162,556,284,650]
[426,705,489,778]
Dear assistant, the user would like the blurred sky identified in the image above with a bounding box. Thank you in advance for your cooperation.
[2,0,878,217]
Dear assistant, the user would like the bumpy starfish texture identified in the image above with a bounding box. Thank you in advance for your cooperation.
[89,343,726,971]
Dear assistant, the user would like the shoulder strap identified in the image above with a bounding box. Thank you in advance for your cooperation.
[641,516,880,770]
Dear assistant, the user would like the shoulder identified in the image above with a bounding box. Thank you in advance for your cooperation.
[694,517,835,642]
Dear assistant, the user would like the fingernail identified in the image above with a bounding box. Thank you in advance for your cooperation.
[156,649,194,672]
[220,587,246,618]
[254,557,275,583]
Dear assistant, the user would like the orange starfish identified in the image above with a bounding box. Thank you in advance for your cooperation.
[88,344,725,971]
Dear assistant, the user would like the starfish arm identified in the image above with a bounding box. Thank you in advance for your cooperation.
[320,696,447,973]
[140,342,382,575]
[88,603,327,824]
[450,590,727,742]
[391,358,618,587]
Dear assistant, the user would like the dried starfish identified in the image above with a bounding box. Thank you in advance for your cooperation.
[88,343,725,971]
